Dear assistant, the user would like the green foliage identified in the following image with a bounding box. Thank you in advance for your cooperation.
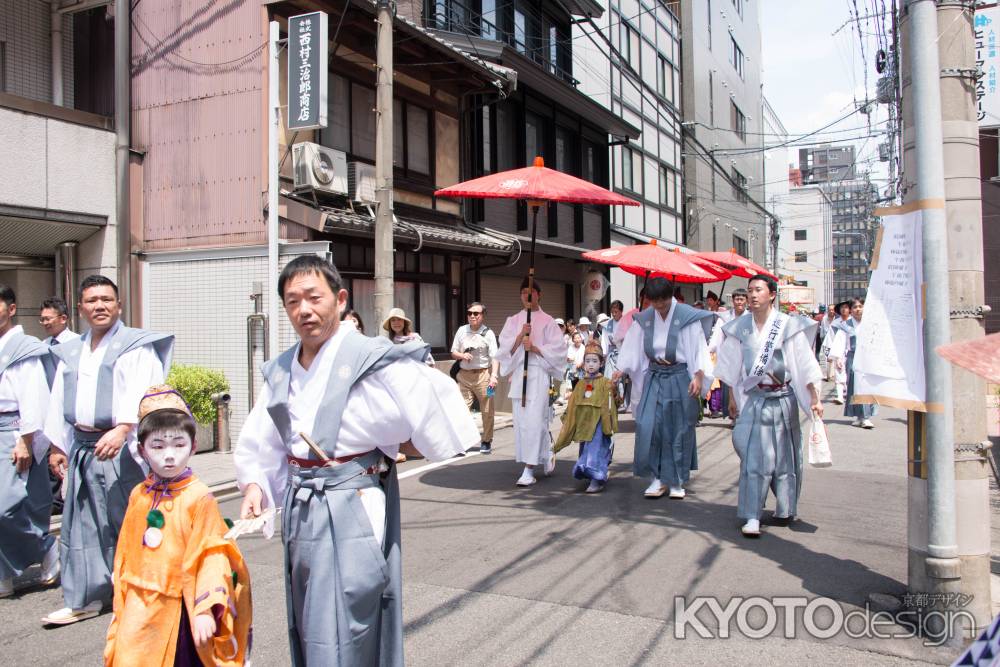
[166,364,230,425]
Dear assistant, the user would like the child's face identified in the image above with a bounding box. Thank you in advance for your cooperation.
[583,353,602,375]
[142,429,194,479]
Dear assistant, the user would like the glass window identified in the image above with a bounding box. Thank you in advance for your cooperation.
[481,105,492,173]
[730,100,746,141]
[419,283,447,348]
[351,83,376,160]
[730,35,745,79]
[406,105,430,174]
[497,104,515,170]
[794,251,808,263]
[514,9,526,53]
[481,0,497,39]
[322,74,350,152]
[622,147,634,191]
[794,229,807,241]
[555,126,574,173]
[525,111,544,165]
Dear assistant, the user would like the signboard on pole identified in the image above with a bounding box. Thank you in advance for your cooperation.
[976,5,1000,128]
[852,206,927,410]
[288,11,328,131]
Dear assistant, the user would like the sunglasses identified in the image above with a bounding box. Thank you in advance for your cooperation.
[467,310,483,316]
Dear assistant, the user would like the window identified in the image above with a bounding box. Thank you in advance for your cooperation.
[794,229,807,240]
[657,56,670,99]
[733,235,748,257]
[555,126,574,173]
[730,100,746,141]
[514,8,527,53]
[525,111,545,165]
[731,167,748,204]
[794,251,808,263]
[351,83,376,160]
[729,35,744,79]
[480,0,497,39]
[621,147,641,193]
[660,166,677,210]
[708,71,714,126]
[481,105,492,173]
[707,0,712,48]
[621,22,639,69]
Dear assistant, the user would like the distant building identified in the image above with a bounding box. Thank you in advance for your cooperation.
[676,0,768,266]
[777,185,833,308]
[799,145,856,184]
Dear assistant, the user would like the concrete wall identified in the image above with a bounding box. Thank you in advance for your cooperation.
[679,0,767,262]
[0,106,116,283]
[143,242,330,440]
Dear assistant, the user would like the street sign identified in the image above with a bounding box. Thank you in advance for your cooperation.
[288,11,328,131]
[976,5,1000,128]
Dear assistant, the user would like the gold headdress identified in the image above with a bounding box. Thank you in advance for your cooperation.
[138,384,192,422]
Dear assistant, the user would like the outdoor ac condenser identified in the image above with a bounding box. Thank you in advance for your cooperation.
[292,142,348,196]
[348,161,378,204]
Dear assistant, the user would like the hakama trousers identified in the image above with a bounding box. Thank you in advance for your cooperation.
[844,351,877,420]
[732,387,803,521]
[283,450,403,667]
[633,364,700,487]
[60,428,145,609]
[0,412,54,580]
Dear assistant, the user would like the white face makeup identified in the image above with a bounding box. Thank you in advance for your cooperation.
[142,429,194,479]
[583,353,602,375]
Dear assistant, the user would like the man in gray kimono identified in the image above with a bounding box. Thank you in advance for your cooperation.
[236,256,477,666]
[715,274,823,537]
[0,284,57,598]
[615,278,715,499]
[42,275,173,624]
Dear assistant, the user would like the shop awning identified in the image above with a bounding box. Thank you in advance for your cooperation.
[280,195,515,256]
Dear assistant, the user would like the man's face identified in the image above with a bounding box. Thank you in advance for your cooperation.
[282,271,346,346]
[0,299,14,333]
[839,305,851,319]
[707,296,719,310]
[651,296,671,315]
[733,295,748,314]
[611,305,622,320]
[39,307,67,337]
[141,428,193,479]
[583,353,602,375]
[80,285,121,333]
[851,302,864,320]
[746,281,773,313]
[519,287,541,310]
[467,306,484,328]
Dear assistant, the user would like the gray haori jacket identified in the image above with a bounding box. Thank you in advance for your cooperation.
[0,331,53,388]
[50,326,174,430]
[633,303,716,363]
[262,330,432,456]
[721,312,819,387]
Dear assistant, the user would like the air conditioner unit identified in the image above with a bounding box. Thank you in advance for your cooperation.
[292,142,348,195]
[348,161,378,204]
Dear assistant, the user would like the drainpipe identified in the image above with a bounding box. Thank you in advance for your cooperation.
[114,0,131,323]
[51,2,63,106]
[55,241,79,331]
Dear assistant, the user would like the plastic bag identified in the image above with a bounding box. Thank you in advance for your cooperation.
[807,417,833,467]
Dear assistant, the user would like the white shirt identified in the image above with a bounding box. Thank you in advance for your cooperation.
[450,324,498,370]
[496,309,567,398]
[235,324,479,516]
[617,299,711,383]
[0,326,51,460]
[44,328,79,346]
[44,319,168,462]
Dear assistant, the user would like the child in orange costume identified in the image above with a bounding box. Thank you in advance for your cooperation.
[105,385,252,666]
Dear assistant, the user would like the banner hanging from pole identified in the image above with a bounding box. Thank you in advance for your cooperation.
[852,205,928,411]
[288,11,328,131]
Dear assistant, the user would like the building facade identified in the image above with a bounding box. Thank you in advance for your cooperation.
[677,0,768,266]
[777,185,833,309]
[0,0,120,337]
[572,0,687,307]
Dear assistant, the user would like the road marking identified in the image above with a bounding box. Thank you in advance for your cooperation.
[397,450,482,481]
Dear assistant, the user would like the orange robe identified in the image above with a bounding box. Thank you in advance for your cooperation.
[105,474,252,666]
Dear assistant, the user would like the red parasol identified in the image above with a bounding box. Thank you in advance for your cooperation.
[582,240,731,284]
[936,332,1000,384]
[436,156,640,405]
[694,248,777,280]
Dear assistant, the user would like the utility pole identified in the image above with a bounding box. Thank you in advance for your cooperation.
[901,0,990,639]
[374,0,395,330]
[267,21,281,357]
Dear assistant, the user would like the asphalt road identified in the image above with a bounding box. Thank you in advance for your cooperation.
[0,389,979,665]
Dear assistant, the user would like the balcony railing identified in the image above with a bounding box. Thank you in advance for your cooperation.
[424,1,579,87]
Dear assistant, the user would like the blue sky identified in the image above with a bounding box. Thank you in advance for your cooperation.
[760,0,891,187]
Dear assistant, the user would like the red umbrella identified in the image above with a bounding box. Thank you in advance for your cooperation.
[436,156,640,405]
[694,248,776,280]
[582,240,731,284]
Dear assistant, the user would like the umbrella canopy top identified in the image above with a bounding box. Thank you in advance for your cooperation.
[435,156,641,207]
[694,249,776,280]
[582,240,730,284]
[936,332,1000,385]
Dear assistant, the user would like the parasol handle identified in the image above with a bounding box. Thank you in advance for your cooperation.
[522,203,542,408]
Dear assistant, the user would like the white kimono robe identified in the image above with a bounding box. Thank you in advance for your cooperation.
[235,325,479,539]
[0,326,51,460]
[496,308,567,465]
[616,301,713,414]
